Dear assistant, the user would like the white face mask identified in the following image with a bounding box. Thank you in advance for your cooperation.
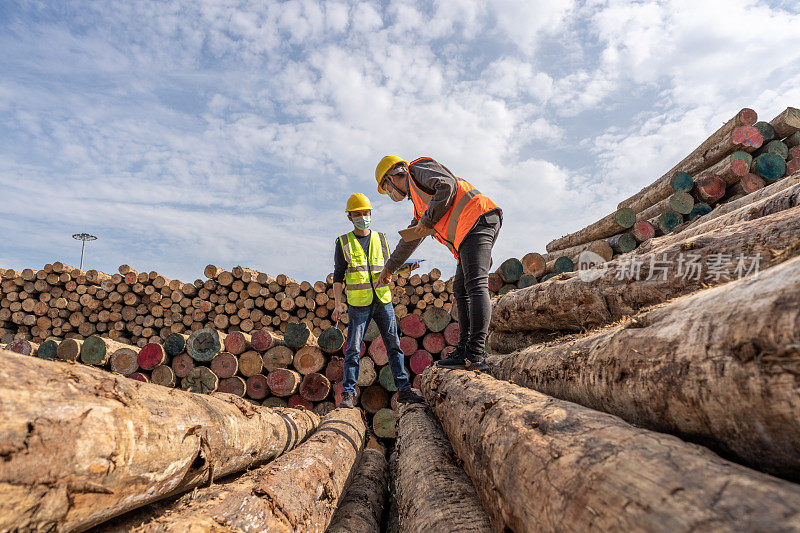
[353,215,371,230]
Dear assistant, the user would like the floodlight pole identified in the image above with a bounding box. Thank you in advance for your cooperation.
[72,233,97,270]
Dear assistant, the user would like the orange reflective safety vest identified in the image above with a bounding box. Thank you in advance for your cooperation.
[407,157,500,260]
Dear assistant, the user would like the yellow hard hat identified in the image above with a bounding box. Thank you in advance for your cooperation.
[346,193,373,212]
[375,155,408,194]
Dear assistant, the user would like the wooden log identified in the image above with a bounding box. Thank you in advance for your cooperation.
[181,366,219,394]
[357,356,377,387]
[692,174,726,203]
[520,252,545,276]
[0,350,319,531]
[162,332,187,357]
[421,332,445,355]
[237,350,263,377]
[170,353,194,378]
[129,372,149,383]
[542,239,614,270]
[630,220,656,242]
[546,208,636,253]
[223,330,251,355]
[151,365,176,388]
[420,367,800,532]
[754,120,776,142]
[648,210,683,234]
[422,307,450,333]
[400,314,426,338]
[673,171,800,236]
[360,384,389,413]
[137,343,165,370]
[409,349,434,375]
[618,109,760,212]
[368,335,389,365]
[313,401,336,417]
[607,232,636,254]
[487,329,565,355]
[284,321,315,348]
[109,347,139,375]
[186,328,221,362]
[396,403,492,532]
[497,258,523,283]
[491,195,800,333]
[293,345,326,375]
[263,345,294,372]
[318,326,345,353]
[328,448,389,533]
[267,368,301,397]
[373,408,399,438]
[635,191,694,221]
[4,339,37,356]
[129,409,363,533]
[245,374,270,400]
[787,157,800,176]
[688,202,713,220]
[56,338,83,362]
[379,364,400,392]
[728,172,765,197]
[787,131,800,147]
[36,339,58,360]
[769,106,800,138]
[80,336,130,366]
[325,356,344,382]
[517,274,537,289]
[487,273,503,293]
[488,253,800,479]
[210,351,238,378]
[752,153,787,182]
[443,323,460,347]
[755,139,790,160]
[288,394,313,410]
[218,376,246,397]
[299,372,331,402]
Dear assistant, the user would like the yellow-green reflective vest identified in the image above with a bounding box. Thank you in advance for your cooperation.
[338,231,392,306]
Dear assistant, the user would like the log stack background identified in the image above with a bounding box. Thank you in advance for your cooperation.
[0,262,460,438]
[2,105,800,532]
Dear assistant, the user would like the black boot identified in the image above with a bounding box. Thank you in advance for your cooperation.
[464,351,488,372]
[435,347,467,369]
[397,388,424,404]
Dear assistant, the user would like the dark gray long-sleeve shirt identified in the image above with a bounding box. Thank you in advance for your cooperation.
[384,158,459,273]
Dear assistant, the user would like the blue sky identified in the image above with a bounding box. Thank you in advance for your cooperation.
[1,0,799,283]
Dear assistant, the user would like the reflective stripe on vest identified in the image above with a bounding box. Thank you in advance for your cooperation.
[338,231,393,306]
[407,158,500,258]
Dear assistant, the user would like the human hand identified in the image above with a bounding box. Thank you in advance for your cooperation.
[331,302,346,322]
[378,268,392,286]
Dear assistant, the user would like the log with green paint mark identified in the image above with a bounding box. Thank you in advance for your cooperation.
[608,233,637,254]
[373,408,399,438]
[284,322,314,348]
[754,121,775,142]
[187,328,222,362]
[785,131,800,148]
[36,339,58,360]
[498,258,524,283]
[636,191,694,222]
[650,211,683,235]
[318,327,345,353]
[752,153,787,182]
[181,366,218,394]
[669,171,694,191]
[688,203,713,220]
[553,256,574,274]
[163,333,188,357]
[422,307,451,333]
[730,150,753,167]
[517,274,538,289]
[729,173,765,197]
[80,336,130,366]
[499,284,516,295]
[363,319,380,342]
[754,140,789,160]
[546,208,636,253]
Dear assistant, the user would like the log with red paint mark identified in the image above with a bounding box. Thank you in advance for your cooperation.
[4,339,37,356]
[521,252,546,277]
[267,368,301,397]
[400,314,426,338]
[245,374,270,400]
[288,394,313,410]
[410,350,433,375]
[223,331,251,355]
[422,332,445,354]
[210,351,238,379]
[630,220,656,242]
[138,343,166,370]
[325,356,344,383]
[399,336,418,356]
[218,376,246,397]
[443,322,460,346]
[299,372,331,402]
[171,353,195,378]
[368,336,389,365]
[129,372,149,383]
[250,329,282,352]
[728,173,765,197]
[692,174,727,204]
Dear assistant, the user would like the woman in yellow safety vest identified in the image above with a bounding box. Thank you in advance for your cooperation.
[375,156,502,372]
[332,193,423,408]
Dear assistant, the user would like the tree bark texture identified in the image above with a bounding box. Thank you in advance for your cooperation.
[491,193,800,334]
[420,368,800,533]
[133,408,365,533]
[327,448,389,533]
[488,254,800,479]
[396,403,492,533]
[0,351,319,532]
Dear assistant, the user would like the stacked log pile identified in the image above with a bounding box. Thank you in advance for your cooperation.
[0,263,463,437]
[486,107,800,298]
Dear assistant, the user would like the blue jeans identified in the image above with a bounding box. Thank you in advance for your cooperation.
[343,299,410,394]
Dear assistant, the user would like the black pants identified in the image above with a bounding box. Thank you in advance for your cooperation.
[453,210,501,355]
